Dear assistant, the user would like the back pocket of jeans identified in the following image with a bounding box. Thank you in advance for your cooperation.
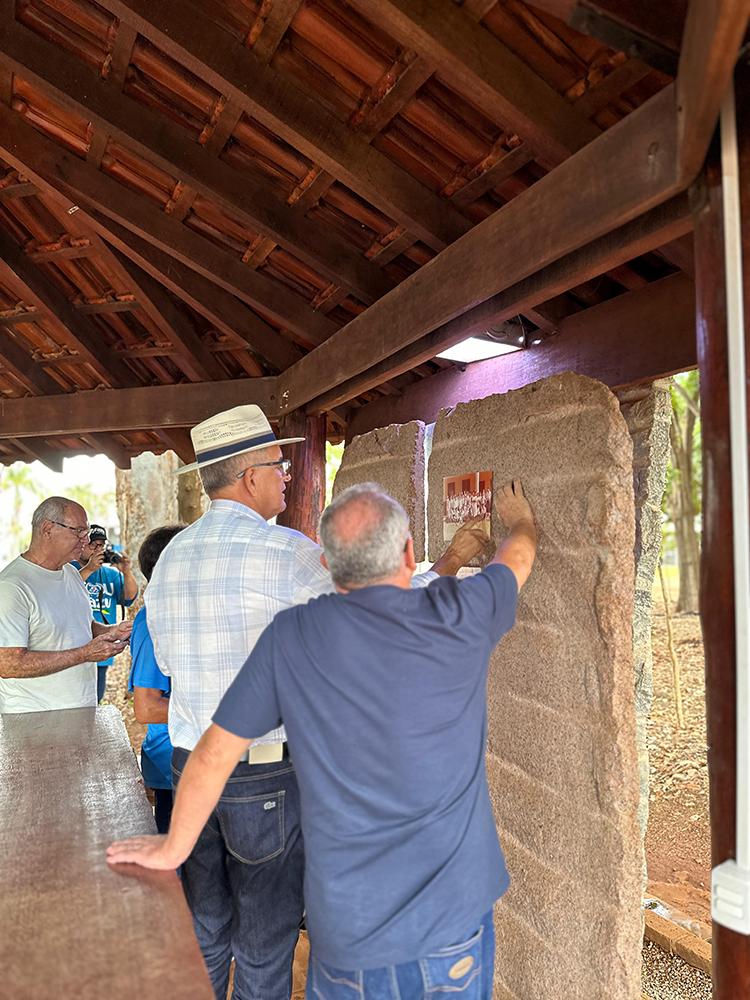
[217,790,285,864]
[419,923,484,995]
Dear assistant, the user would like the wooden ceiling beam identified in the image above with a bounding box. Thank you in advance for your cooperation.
[81,431,132,469]
[0,181,36,199]
[249,0,303,63]
[0,103,337,347]
[90,215,303,372]
[0,17,394,304]
[305,191,691,412]
[347,0,601,165]
[93,0,470,251]
[0,377,279,437]
[0,327,61,394]
[278,85,681,413]
[155,427,195,464]
[107,249,227,382]
[0,225,138,388]
[676,0,750,184]
[10,436,64,472]
[347,271,696,437]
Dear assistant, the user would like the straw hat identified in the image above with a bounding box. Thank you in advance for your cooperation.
[177,404,304,475]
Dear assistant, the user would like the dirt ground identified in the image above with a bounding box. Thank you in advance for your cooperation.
[646,604,711,935]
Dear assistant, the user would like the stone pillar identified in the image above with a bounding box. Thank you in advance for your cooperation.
[427,373,640,1000]
[115,450,180,586]
[333,420,427,561]
[616,381,672,884]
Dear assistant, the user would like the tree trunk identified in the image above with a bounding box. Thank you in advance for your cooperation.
[669,409,701,612]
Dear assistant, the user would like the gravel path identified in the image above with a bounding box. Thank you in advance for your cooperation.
[642,941,712,1000]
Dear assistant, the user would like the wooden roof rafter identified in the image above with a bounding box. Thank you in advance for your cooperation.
[92,0,472,251]
[0,14,397,305]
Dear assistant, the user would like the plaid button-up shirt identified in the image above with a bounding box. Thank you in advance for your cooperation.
[146,499,335,751]
[147,499,437,751]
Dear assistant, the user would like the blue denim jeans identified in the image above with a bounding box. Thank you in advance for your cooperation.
[305,911,494,1000]
[172,748,305,1000]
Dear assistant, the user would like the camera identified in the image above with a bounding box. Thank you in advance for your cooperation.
[102,545,123,565]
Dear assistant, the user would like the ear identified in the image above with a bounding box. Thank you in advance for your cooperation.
[404,536,417,572]
[320,552,329,570]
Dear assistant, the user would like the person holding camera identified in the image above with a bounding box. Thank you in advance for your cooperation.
[0,497,132,714]
[74,524,138,703]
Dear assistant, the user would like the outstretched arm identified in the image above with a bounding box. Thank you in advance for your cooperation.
[491,479,537,589]
[107,723,251,869]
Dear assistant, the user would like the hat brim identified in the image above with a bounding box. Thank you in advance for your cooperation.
[176,436,305,475]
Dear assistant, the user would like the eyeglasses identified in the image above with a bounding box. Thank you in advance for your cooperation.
[50,520,90,538]
[236,459,292,479]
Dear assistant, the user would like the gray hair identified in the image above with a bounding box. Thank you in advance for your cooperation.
[319,483,410,588]
[31,497,78,537]
[198,446,276,495]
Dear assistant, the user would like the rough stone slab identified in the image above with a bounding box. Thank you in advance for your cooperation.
[333,421,426,561]
[617,382,672,868]
[429,373,640,999]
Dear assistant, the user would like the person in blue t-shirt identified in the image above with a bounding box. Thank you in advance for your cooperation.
[75,524,138,702]
[128,524,185,834]
[108,480,537,999]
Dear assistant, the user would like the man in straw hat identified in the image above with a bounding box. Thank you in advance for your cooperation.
[136,404,487,1000]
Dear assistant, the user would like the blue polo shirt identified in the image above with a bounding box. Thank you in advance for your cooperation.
[213,564,518,969]
[128,608,172,790]
[72,562,135,667]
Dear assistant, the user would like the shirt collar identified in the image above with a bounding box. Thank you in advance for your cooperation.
[209,499,268,524]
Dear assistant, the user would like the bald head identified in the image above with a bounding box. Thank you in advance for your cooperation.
[319,484,410,589]
[31,497,85,539]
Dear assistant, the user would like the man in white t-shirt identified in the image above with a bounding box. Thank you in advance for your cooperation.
[0,496,133,714]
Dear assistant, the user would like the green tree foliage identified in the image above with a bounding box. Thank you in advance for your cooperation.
[665,371,701,613]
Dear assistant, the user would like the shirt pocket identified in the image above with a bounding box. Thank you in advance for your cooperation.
[216,790,285,864]
[419,922,485,995]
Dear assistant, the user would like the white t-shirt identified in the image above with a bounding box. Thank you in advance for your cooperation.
[0,556,96,713]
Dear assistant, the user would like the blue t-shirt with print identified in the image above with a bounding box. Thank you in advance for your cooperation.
[128,607,172,790]
[72,561,135,667]
[213,564,518,970]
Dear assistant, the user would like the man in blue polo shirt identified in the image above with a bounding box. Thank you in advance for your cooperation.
[108,479,536,999]
[75,524,138,701]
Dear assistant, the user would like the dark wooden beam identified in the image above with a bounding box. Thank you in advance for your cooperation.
[0,377,279,437]
[676,0,750,184]
[0,226,138,388]
[275,411,326,541]
[347,271,696,437]
[0,103,337,348]
[694,68,750,999]
[347,0,600,165]
[0,328,61,394]
[10,436,64,472]
[108,250,227,382]
[249,0,303,63]
[0,181,35,199]
[0,16,394,304]
[570,1,682,75]
[277,86,681,413]
[82,432,132,469]
[91,215,302,372]
[25,242,95,262]
[156,427,195,464]
[303,194,691,410]
[94,0,470,251]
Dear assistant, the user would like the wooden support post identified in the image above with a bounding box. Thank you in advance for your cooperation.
[276,412,326,542]
[693,67,750,995]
